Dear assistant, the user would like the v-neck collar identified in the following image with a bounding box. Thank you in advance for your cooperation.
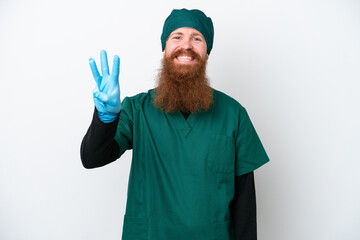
[149,89,202,137]
[168,111,201,138]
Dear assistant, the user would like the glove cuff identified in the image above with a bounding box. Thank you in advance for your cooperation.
[96,110,120,123]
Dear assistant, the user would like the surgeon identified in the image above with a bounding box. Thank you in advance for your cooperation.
[81,8,269,240]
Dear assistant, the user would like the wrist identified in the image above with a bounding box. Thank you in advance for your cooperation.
[97,111,119,123]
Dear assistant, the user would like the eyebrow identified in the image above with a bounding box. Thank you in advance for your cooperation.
[169,32,204,38]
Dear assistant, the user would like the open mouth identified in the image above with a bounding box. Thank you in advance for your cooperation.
[175,54,195,63]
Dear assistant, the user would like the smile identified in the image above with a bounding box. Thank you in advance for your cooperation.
[176,55,195,63]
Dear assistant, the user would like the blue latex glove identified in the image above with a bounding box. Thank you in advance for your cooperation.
[89,50,121,123]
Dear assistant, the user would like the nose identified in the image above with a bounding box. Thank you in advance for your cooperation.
[181,37,193,50]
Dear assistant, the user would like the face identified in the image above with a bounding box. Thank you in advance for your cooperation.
[164,27,208,65]
[154,27,212,114]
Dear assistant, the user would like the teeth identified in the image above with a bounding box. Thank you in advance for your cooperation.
[177,56,192,61]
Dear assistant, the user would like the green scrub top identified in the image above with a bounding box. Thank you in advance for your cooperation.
[115,89,269,240]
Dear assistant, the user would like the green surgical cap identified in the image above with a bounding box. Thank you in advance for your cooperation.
[161,8,214,54]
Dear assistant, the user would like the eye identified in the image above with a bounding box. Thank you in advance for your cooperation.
[194,37,202,42]
[172,36,181,40]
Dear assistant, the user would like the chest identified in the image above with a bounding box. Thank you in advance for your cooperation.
[131,108,237,176]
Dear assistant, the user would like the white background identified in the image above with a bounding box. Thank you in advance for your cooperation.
[1,0,359,239]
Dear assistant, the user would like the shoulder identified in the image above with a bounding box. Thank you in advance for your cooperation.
[212,88,246,113]
[124,89,152,101]
[121,89,155,110]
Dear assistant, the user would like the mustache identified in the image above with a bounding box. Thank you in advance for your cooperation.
[170,49,201,60]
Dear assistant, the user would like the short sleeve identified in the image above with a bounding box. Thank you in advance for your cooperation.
[235,107,269,176]
[114,97,134,156]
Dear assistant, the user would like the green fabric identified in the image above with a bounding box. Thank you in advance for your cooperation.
[115,89,269,240]
[161,8,214,54]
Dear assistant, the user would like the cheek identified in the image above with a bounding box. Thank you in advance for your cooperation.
[196,46,207,58]
[164,48,171,57]
[164,45,175,57]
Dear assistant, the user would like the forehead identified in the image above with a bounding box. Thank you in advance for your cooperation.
[169,27,204,37]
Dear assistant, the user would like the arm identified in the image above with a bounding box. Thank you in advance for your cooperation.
[232,171,257,240]
[80,50,122,168]
[80,108,120,169]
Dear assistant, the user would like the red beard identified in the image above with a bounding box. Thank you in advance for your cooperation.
[153,49,213,114]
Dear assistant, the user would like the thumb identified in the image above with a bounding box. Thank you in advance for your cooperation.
[95,91,109,103]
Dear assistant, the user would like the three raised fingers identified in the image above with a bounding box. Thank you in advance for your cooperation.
[89,50,120,88]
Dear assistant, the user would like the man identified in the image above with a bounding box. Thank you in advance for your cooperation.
[81,8,269,240]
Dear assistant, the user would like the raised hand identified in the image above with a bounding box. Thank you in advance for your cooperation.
[89,50,121,123]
